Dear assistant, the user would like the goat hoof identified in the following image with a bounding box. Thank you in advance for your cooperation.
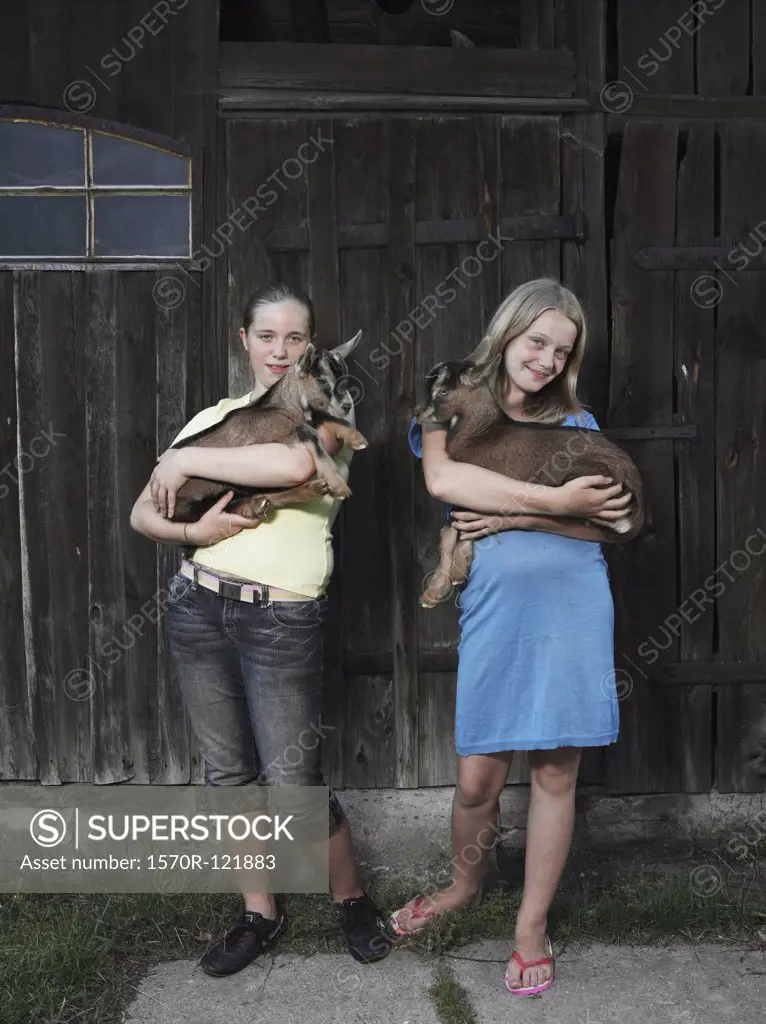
[348,430,368,450]
[420,570,452,607]
[611,516,633,535]
[306,477,331,497]
[329,484,352,499]
[254,498,275,521]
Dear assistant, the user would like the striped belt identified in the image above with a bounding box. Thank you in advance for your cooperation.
[179,559,308,605]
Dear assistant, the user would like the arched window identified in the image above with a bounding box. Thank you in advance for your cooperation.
[0,118,192,259]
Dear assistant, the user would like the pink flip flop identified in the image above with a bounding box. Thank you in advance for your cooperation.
[504,934,554,996]
[389,887,483,937]
[389,895,442,936]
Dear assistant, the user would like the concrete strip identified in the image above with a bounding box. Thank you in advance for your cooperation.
[450,940,766,1024]
[124,941,766,1024]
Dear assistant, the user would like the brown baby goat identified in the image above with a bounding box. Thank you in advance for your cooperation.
[417,360,645,608]
[168,333,368,524]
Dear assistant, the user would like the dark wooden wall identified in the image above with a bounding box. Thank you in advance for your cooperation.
[221,0,521,47]
[217,0,766,796]
[2,0,766,795]
[220,110,604,789]
[0,0,219,782]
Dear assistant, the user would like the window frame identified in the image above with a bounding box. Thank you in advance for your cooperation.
[0,105,195,267]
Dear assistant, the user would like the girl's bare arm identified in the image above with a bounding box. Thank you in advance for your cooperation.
[511,514,624,543]
[421,426,629,518]
[161,443,316,489]
[160,421,342,490]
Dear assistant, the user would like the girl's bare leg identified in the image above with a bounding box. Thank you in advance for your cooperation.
[506,745,582,990]
[392,752,512,929]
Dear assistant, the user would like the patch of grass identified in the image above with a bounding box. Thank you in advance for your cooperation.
[0,892,242,1024]
[1,828,765,1024]
[427,962,478,1024]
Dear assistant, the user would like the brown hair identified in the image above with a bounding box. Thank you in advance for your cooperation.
[241,284,316,337]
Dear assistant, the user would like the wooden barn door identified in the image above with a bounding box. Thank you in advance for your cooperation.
[0,269,201,785]
[219,111,606,789]
[606,118,766,795]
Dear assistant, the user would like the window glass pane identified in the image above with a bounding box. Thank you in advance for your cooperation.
[0,196,86,256]
[93,195,190,256]
[92,134,190,187]
[0,121,85,187]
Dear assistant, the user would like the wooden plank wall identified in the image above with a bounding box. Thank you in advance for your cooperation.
[674,122,716,794]
[414,117,499,787]
[0,0,217,783]
[4,0,766,795]
[716,123,766,793]
[221,0,522,47]
[0,0,219,399]
[219,108,607,789]
[0,272,35,781]
[334,119,400,786]
[604,0,766,794]
[11,271,201,784]
[607,123,686,794]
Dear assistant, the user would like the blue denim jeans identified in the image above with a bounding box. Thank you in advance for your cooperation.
[165,571,345,834]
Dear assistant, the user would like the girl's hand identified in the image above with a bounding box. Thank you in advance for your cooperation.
[451,510,519,539]
[552,476,633,519]
[151,449,191,519]
[185,491,262,547]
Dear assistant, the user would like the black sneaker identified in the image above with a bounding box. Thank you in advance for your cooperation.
[334,892,392,963]
[199,910,284,977]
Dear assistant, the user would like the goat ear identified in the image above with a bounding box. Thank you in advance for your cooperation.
[331,330,362,361]
[295,342,316,376]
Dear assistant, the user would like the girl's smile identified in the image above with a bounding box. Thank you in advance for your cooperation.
[501,309,577,413]
[240,298,312,394]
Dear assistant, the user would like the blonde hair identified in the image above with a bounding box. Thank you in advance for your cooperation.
[465,278,589,424]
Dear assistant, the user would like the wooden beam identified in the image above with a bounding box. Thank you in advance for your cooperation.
[219,42,576,98]
[635,247,766,272]
[603,426,697,441]
[290,0,330,43]
[220,91,591,113]
[265,214,587,252]
[386,119,418,788]
[306,119,340,342]
[607,96,766,121]
[343,652,766,685]
[653,662,766,686]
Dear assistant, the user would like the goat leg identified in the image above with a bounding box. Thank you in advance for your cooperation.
[451,536,473,586]
[227,494,275,521]
[296,426,352,499]
[230,477,333,521]
[420,525,462,607]
[322,420,369,451]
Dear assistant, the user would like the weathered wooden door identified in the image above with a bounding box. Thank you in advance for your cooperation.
[607,118,766,795]
[1,269,201,784]
[218,110,606,789]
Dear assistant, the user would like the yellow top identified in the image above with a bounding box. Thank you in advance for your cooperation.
[166,392,355,598]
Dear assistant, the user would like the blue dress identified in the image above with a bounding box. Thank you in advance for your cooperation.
[409,412,620,755]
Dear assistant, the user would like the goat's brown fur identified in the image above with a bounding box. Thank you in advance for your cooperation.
[418,360,645,607]
[169,334,368,523]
